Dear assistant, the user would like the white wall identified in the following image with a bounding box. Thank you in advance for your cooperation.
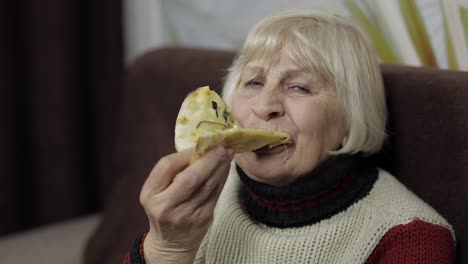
[123,0,171,64]
[123,0,344,64]
[123,0,466,69]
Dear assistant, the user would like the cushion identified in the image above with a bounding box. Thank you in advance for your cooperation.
[0,214,100,264]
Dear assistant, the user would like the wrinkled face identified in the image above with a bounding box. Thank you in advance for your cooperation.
[232,51,348,186]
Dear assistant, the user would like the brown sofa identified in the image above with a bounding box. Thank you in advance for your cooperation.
[1,47,466,263]
[84,48,468,263]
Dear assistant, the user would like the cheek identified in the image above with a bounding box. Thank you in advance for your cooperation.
[324,100,347,135]
[289,101,339,146]
[288,103,320,135]
[232,95,251,126]
[318,104,347,150]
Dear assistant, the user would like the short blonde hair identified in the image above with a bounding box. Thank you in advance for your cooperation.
[222,10,387,155]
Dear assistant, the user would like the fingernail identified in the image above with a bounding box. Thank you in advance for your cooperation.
[226,148,234,159]
[216,146,234,160]
[215,146,226,157]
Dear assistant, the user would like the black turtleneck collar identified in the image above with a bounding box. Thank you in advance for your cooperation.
[236,154,378,228]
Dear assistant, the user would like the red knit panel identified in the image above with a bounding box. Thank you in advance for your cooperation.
[122,252,131,264]
[366,219,454,264]
[122,232,148,264]
[246,169,357,212]
[140,233,148,259]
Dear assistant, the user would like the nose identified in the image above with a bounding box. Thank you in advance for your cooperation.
[252,88,285,121]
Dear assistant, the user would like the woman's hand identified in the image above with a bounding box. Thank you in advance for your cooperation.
[140,146,234,264]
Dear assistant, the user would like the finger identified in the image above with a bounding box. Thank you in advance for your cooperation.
[188,159,231,209]
[205,184,225,211]
[191,182,226,225]
[140,148,193,201]
[160,146,233,205]
[167,164,230,230]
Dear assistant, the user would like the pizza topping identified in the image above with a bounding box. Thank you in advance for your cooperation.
[223,109,230,123]
[196,121,228,130]
[211,101,219,117]
[176,116,189,125]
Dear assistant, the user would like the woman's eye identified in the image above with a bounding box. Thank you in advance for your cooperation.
[245,80,263,88]
[290,85,311,94]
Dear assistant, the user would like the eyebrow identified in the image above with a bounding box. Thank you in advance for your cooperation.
[242,65,309,78]
[242,65,265,75]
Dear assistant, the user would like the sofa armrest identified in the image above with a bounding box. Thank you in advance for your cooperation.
[0,213,101,264]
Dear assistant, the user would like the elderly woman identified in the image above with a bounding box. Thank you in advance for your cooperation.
[124,10,454,264]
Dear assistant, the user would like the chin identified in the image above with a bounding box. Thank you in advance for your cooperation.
[234,151,295,186]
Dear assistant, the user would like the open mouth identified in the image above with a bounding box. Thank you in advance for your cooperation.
[253,143,293,155]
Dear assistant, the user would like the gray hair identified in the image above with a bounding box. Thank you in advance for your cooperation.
[222,10,387,155]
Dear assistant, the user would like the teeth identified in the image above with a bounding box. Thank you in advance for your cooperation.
[268,142,283,148]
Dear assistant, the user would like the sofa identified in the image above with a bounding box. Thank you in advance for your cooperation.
[1,47,467,263]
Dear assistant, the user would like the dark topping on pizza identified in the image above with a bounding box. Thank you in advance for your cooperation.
[223,109,230,123]
[212,101,219,117]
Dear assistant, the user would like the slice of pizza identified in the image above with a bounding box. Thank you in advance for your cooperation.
[175,86,292,160]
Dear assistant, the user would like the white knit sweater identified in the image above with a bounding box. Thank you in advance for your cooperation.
[194,165,454,264]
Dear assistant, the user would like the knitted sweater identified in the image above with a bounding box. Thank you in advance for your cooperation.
[124,155,455,263]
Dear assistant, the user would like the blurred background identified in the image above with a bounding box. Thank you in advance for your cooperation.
[1,0,467,240]
[0,0,123,236]
[126,0,468,69]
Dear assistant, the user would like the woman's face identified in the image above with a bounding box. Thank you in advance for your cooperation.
[232,51,348,186]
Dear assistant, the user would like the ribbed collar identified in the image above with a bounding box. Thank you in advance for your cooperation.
[237,154,378,228]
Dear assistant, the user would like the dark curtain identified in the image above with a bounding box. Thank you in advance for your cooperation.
[0,0,123,235]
